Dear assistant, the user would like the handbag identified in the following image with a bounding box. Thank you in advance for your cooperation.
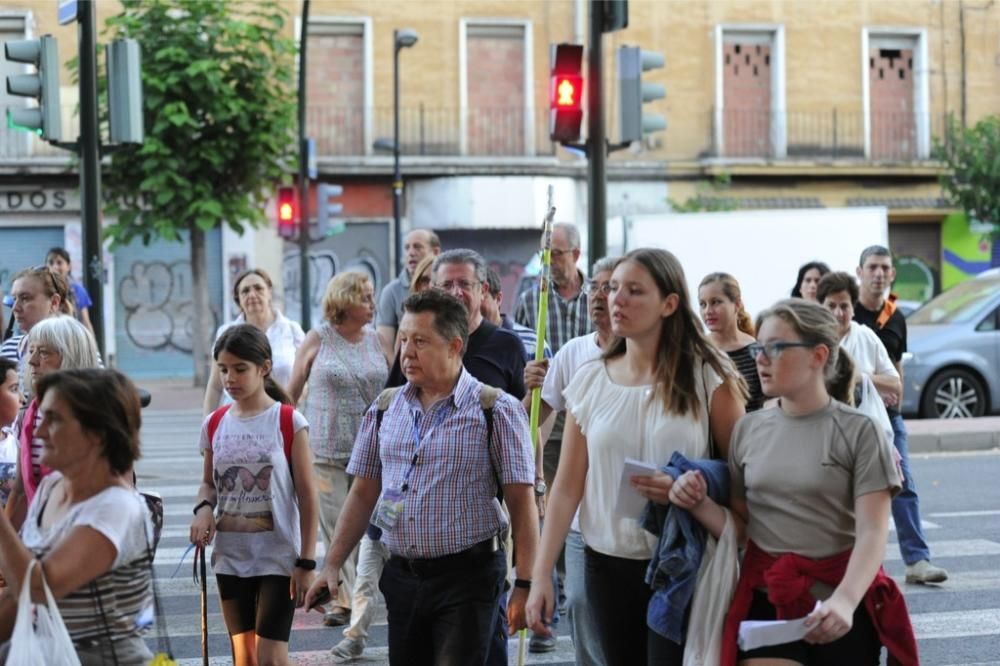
[8,559,82,666]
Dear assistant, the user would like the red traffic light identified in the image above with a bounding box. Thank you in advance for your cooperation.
[549,43,584,143]
[276,186,297,238]
[552,75,583,109]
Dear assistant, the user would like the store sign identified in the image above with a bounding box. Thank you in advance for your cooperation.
[0,189,76,213]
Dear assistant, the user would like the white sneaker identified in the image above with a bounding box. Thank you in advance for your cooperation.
[330,637,365,662]
[905,559,948,584]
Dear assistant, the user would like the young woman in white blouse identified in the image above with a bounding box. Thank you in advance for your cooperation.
[525,248,745,665]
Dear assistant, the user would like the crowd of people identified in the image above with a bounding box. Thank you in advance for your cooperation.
[0,233,942,666]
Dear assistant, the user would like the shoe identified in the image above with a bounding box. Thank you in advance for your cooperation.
[529,630,557,653]
[330,637,364,662]
[323,607,352,627]
[905,560,948,584]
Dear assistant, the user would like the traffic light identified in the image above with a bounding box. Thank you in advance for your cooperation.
[549,43,584,144]
[317,183,345,237]
[617,45,665,145]
[276,186,297,239]
[4,35,62,141]
[106,39,144,144]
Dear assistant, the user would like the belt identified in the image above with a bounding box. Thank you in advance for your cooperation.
[388,537,500,578]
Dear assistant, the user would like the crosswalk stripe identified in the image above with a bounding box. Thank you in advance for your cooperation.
[883,539,1000,561]
[889,517,940,531]
[928,510,1000,518]
[892,569,1000,595]
[909,608,1000,639]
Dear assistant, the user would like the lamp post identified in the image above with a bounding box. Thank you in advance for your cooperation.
[393,28,418,277]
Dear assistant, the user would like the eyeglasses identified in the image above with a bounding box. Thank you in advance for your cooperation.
[28,346,59,361]
[587,281,612,296]
[437,280,479,293]
[549,248,573,260]
[747,341,817,361]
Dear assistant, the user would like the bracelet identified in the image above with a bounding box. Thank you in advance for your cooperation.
[295,558,317,570]
[192,499,214,516]
[513,578,531,589]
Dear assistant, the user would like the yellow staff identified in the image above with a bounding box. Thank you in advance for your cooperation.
[519,185,555,666]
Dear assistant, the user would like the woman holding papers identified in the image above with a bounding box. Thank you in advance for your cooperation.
[525,248,746,665]
[710,299,917,665]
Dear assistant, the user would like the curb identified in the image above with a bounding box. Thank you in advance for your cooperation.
[905,416,1000,454]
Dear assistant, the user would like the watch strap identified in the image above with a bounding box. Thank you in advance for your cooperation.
[513,578,531,589]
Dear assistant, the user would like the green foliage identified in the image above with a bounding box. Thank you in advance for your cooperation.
[101,0,297,246]
[668,173,737,213]
[934,115,1000,239]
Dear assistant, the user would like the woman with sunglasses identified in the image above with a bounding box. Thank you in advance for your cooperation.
[191,324,318,666]
[693,299,917,665]
[526,248,746,665]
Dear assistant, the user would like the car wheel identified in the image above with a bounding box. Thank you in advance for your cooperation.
[920,368,988,419]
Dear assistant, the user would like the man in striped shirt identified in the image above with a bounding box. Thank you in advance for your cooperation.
[306,289,538,666]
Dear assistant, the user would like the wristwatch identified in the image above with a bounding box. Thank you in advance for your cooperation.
[533,478,547,497]
[514,578,532,589]
[192,499,214,516]
[295,558,317,570]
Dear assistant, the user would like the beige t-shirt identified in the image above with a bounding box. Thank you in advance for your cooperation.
[565,358,723,560]
[730,400,901,559]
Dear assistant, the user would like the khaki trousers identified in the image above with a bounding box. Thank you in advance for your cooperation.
[314,458,358,610]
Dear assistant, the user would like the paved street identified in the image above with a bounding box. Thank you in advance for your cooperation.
[136,408,1000,665]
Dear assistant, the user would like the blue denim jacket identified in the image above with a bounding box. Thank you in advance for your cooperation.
[640,451,730,643]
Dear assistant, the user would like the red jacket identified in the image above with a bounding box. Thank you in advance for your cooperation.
[720,540,919,666]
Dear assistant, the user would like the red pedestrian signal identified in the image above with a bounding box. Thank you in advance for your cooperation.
[276,186,297,239]
[549,44,584,143]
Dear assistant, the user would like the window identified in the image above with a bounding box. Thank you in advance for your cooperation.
[714,26,786,159]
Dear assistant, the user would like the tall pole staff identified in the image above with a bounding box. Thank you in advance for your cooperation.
[518,185,555,666]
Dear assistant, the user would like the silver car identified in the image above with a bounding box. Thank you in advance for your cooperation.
[902,269,1000,418]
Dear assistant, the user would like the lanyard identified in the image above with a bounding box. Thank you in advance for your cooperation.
[400,404,450,492]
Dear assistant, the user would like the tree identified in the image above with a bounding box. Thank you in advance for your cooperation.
[667,173,738,213]
[934,115,1000,242]
[101,0,297,384]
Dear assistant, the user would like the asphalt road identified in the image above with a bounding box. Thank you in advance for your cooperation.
[136,409,1000,665]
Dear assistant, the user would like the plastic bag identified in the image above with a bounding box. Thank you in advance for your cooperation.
[856,374,895,447]
[8,559,81,665]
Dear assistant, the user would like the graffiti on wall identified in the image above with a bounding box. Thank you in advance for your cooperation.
[118,260,220,352]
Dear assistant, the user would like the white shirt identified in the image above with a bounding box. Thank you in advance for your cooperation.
[564,359,722,560]
[840,321,899,379]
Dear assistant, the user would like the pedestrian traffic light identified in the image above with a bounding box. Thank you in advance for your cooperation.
[4,35,62,141]
[617,45,665,145]
[317,183,345,237]
[549,43,584,144]
[276,186,297,239]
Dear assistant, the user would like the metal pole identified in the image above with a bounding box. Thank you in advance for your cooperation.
[297,0,311,330]
[587,0,607,265]
[393,32,403,278]
[79,0,104,357]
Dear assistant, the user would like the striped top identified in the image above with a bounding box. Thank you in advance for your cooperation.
[513,273,592,354]
[347,368,535,558]
[0,334,21,362]
[727,344,765,412]
[22,474,154,645]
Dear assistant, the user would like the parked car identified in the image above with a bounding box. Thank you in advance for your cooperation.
[901,270,1000,418]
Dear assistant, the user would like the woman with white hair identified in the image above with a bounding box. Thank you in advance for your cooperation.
[4,315,100,529]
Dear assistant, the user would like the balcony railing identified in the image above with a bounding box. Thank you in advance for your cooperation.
[306,106,557,158]
[710,108,948,161]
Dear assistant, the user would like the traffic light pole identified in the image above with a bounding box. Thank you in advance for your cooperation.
[297,0,312,331]
[587,0,607,264]
[79,1,105,356]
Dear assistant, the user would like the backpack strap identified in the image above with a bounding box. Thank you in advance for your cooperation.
[206,405,231,447]
[479,385,503,503]
[279,404,295,470]
[375,387,402,436]
[875,293,899,329]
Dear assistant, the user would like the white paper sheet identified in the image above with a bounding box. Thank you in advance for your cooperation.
[737,601,821,652]
[615,457,659,518]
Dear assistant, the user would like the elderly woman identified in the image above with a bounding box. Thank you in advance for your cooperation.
[0,368,154,664]
[4,316,101,530]
[288,271,388,627]
[202,269,305,414]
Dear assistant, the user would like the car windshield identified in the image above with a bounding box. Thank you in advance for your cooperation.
[907,277,1000,325]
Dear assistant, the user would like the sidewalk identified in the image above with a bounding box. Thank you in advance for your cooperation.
[906,416,1000,453]
[137,378,205,412]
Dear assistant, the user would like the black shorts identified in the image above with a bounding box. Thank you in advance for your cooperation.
[737,589,881,666]
[216,574,295,642]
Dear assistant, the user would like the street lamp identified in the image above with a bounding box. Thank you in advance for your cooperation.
[393,28,418,277]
